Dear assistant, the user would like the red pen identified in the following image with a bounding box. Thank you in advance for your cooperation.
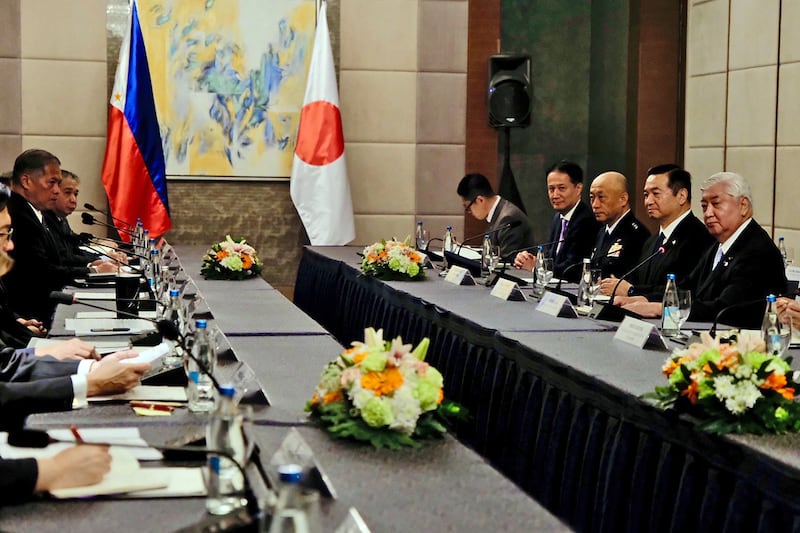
[69,425,84,444]
[130,401,174,412]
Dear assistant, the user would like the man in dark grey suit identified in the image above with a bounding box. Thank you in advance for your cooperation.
[623,172,786,328]
[601,164,715,301]
[457,173,534,257]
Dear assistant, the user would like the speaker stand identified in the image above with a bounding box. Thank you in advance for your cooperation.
[499,128,526,213]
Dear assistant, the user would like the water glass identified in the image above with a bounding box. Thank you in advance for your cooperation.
[589,269,603,302]
[416,228,429,251]
[533,258,554,297]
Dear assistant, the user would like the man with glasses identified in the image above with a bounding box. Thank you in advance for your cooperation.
[456,173,534,257]
[5,150,117,326]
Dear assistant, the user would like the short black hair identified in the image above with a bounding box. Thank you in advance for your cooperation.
[61,169,79,183]
[0,182,10,211]
[457,173,495,200]
[647,163,691,201]
[546,160,584,185]
[12,149,60,187]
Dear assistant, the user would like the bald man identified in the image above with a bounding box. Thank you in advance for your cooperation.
[589,171,650,278]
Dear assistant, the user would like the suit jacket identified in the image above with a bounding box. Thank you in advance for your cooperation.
[590,211,651,278]
[631,213,716,301]
[5,192,90,325]
[683,220,787,328]
[545,201,601,281]
[0,281,32,349]
[43,211,99,265]
[0,458,38,503]
[487,198,534,257]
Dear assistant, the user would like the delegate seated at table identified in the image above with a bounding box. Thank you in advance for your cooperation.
[616,172,787,328]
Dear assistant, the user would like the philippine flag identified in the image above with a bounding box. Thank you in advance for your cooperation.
[290,0,355,246]
[101,0,171,240]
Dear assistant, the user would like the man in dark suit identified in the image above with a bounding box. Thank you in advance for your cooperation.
[457,173,534,256]
[623,172,786,328]
[601,165,715,301]
[589,172,650,278]
[513,161,600,281]
[5,150,117,326]
[44,170,100,265]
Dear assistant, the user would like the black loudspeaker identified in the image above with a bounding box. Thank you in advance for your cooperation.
[488,54,532,128]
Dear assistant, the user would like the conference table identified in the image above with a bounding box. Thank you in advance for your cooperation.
[0,245,567,532]
[293,246,800,533]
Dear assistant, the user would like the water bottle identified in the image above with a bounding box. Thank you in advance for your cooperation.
[133,219,144,255]
[661,273,679,337]
[779,237,788,267]
[150,248,161,295]
[140,229,150,257]
[442,226,454,269]
[481,234,492,274]
[577,259,592,307]
[162,288,184,367]
[268,464,321,533]
[187,319,216,412]
[415,221,427,251]
[533,246,546,296]
[761,294,784,355]
[206,385,247,515]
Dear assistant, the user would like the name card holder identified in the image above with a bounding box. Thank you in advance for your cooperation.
[536,291,578,318]
[490,278,527,301]
[444,265,476,286]
[613,316,669,350]
[787,264,800,282]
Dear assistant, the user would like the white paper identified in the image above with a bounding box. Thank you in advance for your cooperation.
[46,427,163,461]
[76,310,158,319]
[89,385,187,403]
[64,318,155,336]
[490,278,526,301]
[73,291,117,300]
[536,292,575,317]
[444,265,475,286]
[120,342,171,366]
[118,467,206,498]
[455,247,482,261]
[614,316,668,349]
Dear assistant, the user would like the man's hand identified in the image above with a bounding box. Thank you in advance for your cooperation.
[17,317,46,336]
[621,300,663,318]
[777,297,800,326]
[600,276,632,297]
[86,357,150,396]
[35,446,112,492]
[34,338,99,360]
[92,260,119,273]
[514,251,536,271]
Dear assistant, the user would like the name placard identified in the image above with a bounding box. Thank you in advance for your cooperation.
[613,316,669,350]
[787,265,800,282]
[490,278,526,301]
[536,291,578,318]
[444,265,476,286]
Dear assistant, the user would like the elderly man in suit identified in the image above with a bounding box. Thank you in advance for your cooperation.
[457,173,534,256]
[601,164,715,301]
[589,171,650,278]
[623,172,786,328]
[513,160,600,281]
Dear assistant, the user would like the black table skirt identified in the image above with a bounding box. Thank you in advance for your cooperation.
[294,247,800,533]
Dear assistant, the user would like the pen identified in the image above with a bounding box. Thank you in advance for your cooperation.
[70,425,84,444]
[130,401,174,412]
[90,327,131,332]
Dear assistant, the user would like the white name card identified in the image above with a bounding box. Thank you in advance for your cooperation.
[444,265,476,286]
[787,265,800,282]
[490,278,527,301]
[536,291,578,318]
[613,316,669,350]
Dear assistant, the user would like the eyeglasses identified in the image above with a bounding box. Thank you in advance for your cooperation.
[0,228,13,241]
[463,198,476,213]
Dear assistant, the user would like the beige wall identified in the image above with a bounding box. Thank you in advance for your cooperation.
[340,0,468,245]
[685,0,799,259]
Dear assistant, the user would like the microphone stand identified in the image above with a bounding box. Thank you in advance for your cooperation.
[84,202,135,231]
[589,247,665,322]
[82,213,135,237]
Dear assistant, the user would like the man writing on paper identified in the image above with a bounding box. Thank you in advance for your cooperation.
[457,173,534,257]
[588,172,650,278]
[622,172,786,328]
[599,165,714,301]
[513,161,600,280]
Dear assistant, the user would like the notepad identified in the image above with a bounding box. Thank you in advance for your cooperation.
[76,310,158,319]
[120,342,171,367]
[89,385,187,403]
[64,318,155,336]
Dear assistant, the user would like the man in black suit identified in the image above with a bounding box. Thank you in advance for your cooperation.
[589,172,650,278]
[513,161,600,281]
[601,165,715,301]
[457,173,534,256]
[623,172,786,328]
[5,150,117,326]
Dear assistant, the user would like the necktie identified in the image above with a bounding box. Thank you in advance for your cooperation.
[556,217,568,255]
[653,232,665,253]
[712,246,724,270]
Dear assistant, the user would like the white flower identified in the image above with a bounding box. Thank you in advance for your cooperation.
[734,365,752,379]
[713,375,736,400]
[725,397,747,414]
[736,380,761,409]
[387,387,422,436]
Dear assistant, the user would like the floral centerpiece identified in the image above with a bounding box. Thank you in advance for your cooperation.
[359,238,425,281]
[201,235,263,280]
[645,331,800,434]
[307,328,465,449]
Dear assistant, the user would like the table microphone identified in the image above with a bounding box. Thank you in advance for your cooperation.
[502,238,565,262]
[709,298,769,338]
[608,243,670,306]
[84,203,134,230]
[7,428,262,523]
[79,232,133,250]
[82,213,135,236]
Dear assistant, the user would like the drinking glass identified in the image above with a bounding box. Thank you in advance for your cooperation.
[533,258,554,297]
[416,228,429,251]
[589,269,603,302]
[676,290,692,332]
[488,245,502,273]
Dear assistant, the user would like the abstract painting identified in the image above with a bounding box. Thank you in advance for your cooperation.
[137,0,316,178]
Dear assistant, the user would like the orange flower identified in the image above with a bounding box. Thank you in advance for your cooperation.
[437,389,444,404]
[777,387,795,401]
[361,367,404,396]
[216,250,229,260]
[310,392,320,406]
[323,391,342,405]
[761,373,788,391]
[663,356,692,376]
[241,254,253,269]
[680,380,699,404]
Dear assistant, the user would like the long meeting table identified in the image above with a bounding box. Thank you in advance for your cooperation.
[294,246,800,533]
[0,245,567,532]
